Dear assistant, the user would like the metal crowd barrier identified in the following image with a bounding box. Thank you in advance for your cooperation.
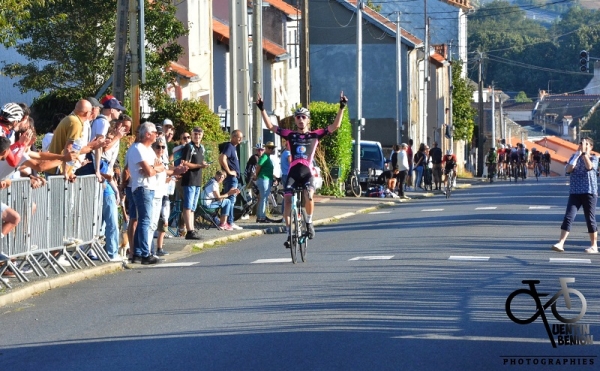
[0,175,105,289]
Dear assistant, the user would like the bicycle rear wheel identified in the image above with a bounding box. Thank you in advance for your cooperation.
[290,207,300,264]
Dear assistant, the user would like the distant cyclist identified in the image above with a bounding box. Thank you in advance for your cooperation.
[442,149,457,194]
[542,150,551,176]
[256,92,348,248]
[486,147,497,182]
[532,148,543,176]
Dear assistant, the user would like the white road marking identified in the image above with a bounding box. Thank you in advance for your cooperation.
[449,256,490,262]
[529,206,551,209]
[475,207,497,210]
[369,211,391,215]
[252,258,292,264]
[349,255,394,261]
[549,258,592,264]
[153,262,198,268]
[422,209,444,212]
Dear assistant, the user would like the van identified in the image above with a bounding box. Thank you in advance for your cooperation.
[351,140,387,184]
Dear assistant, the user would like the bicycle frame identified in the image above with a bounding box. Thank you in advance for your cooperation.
[505,278,587,348]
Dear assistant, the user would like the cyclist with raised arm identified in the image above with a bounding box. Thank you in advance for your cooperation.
[441,149,457,194]
[256,92,348,248]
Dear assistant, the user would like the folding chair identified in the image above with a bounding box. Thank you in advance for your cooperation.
[194,199,223,230]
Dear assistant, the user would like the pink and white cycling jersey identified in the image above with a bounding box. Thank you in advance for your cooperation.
[276,127,329,168]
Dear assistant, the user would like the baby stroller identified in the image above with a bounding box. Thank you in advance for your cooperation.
[423,162,433,191]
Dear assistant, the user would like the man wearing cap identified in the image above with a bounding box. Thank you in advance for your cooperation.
[253,141,277,223]
[125,122,163,264]
[86,97,102,123]
[244,143,265,184]
[180,127,208,240]
[162,119,175,153]
[90,98,126,141]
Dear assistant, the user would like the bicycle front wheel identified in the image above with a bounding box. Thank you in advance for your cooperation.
[551,289,587,324]
[299,209,308,262]
[290,208,300,264]
[349,174,361,197]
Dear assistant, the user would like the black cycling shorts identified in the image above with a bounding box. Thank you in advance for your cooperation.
[285,164,315,194]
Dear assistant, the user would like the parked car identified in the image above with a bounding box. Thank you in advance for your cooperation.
[351,140,387,185]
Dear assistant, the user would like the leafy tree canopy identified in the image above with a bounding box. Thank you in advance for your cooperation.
[468,1,600,97]
[451,61,476,142]
[1,0,186,98]
[515,91,533,102]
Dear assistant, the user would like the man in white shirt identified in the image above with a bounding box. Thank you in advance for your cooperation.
[125,122,165,265]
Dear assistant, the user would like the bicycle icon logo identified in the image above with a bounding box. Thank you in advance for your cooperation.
[505,278,589,348]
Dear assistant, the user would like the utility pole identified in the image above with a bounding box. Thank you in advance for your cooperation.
[129,0,140,132]
[491,84,496,149]
[113,0,128,103]
[477,52,484,177]
[230,0,250,163]
[500,95,505,142]
[252,0,263,149]
[355,0,363,175]
[396,12,402,146]
[448,40,453,154]
[423,6,430,146]
[299,0,310,107]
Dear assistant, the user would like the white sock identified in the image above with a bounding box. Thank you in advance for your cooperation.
[306,215,313,224]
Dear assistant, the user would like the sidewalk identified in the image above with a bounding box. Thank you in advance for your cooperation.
[0,181,476,307]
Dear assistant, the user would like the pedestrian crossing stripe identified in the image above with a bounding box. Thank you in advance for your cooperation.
[252,258,292,264]
[549,258,592,264]
[529,206,551,209]
[449,256,490,261]
[369,211,391,214]
[422,209,444,212]
[475,207,497,210]
[349,255,394,261]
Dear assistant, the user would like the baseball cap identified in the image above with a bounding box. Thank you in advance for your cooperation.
[254,143,264,150]
[103,98,126,111]
[162,118,174,127]
[155,125,163,133]
[100,95,116,105]
[86,97,102,108]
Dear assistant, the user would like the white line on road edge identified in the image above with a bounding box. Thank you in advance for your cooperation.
[152,262,198,268]
[529,206,551,209]
[549,258,592,264]
[252,258,293,264]
[422,209,444,212]
[369,211,391,214]
[475,207,497,210]
[449,256,490,261]
[349,256,395,261]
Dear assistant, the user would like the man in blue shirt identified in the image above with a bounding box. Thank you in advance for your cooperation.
[218,130,243,230]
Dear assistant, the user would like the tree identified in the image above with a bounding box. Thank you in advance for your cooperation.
[451,61,476,142]
[1,0,186,98]
[514,91,532,102]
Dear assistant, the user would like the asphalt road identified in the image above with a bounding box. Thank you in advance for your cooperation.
[1,176,599,371]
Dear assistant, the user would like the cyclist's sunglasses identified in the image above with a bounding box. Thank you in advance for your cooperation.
[295,115,308,120]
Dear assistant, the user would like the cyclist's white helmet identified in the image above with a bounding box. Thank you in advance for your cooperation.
[294,107,310,118]
[446,149,453,155]
[0,103,23,123]
[545,150,549,154]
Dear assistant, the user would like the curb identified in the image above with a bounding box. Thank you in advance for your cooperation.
[0,262,123,308]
